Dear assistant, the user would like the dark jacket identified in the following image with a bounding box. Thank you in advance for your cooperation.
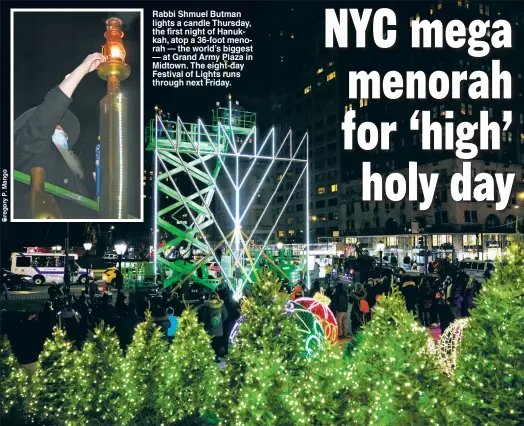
[14,86,97,219]
[333,289,349,313]
[349,288,367,313]
[401,281,418,312]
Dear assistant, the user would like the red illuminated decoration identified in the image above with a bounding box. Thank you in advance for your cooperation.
[97,17,131,94]
[295,290,338,345]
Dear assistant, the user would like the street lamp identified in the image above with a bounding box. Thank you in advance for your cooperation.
[52,246,57,252]
[83,242,93,278]
[276,241,284,250]
[376,240,385,278]
[114,242,127,270]
[56,245,62,252]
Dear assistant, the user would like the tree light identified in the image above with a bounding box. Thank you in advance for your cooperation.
[83,242,93,251]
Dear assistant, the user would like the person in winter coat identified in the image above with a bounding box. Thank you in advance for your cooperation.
[13,53,106,219]
[401,279,418,315]
[203,292,229,359]
[349,284,368,334]
[436,281,454,333]
[418,277,433,326]
[333,282,349,338]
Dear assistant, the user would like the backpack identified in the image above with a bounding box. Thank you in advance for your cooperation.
[359,299,370,313]
[209,308,222,328]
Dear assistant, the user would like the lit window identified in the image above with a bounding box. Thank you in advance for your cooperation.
[278,230,285,237]
[317,187,326,195]
[438,1,442,10]
[479,3,484,14]
[291,33,294,38]
[143,195,146,198]
[277,174,283,181]
[360,99,368,107]
[461,103,466,115]
[410,17,413,27]
[333,230,340,237]
[328,61,334,67]
[327,71,336,81]
[288,229,295,236]
[304,85,312,95]
[344,104,353,113]
[317,68,323,74]
[331,184,338,192]
[458,0,463,6]
[310,215,317,222]
[416,13,420,22]
[430,8,434,15]
[485,5,489,15]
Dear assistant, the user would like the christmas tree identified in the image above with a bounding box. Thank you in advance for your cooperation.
[68,322,124,425]
[118,310,168,425]
[452,242,524,425]
[220,271,308,425]
[0,335,27,419]
[295,341,353,425]
[345,287,454,425]
[28,325,77,424]
[161,306,223,425]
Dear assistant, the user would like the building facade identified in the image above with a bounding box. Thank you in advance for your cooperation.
[269,0,524,243]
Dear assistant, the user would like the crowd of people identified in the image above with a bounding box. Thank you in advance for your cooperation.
[285,266,483,339]
[0,277,242,367]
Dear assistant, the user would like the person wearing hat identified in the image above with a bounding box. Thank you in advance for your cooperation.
[13,53,105,219]
[290,285,303,301]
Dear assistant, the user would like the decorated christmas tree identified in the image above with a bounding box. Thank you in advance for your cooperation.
[345,288,454,425]
[295,341,353,425]
[68,322,124,425]
[118,310,168,425]
[161,306,223,425]
[452,242,524,425]
[28,325,77,424]
[0,335,27,419]
[220,271,308,425]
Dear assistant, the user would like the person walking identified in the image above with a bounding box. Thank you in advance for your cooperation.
[334,282,349,338]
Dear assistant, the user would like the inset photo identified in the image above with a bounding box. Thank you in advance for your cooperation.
[11,9,143,221]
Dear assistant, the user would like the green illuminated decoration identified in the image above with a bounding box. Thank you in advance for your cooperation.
[14,170,99,211]
[146,100,309,296]
[451,242,524,425]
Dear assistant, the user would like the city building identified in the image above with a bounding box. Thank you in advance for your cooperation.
[339,158,523,261]
[269,0,524,243]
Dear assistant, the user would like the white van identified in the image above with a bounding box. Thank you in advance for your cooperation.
[11,253,93,285]
[458,259,495,282]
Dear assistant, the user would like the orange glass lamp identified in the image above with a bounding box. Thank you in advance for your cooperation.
[97,17,131,94]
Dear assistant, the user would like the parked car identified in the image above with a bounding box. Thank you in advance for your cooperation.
[102,253,119,261]
[1,268,33,291]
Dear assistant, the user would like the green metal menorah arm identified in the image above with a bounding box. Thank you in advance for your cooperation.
[14,170,99,212]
